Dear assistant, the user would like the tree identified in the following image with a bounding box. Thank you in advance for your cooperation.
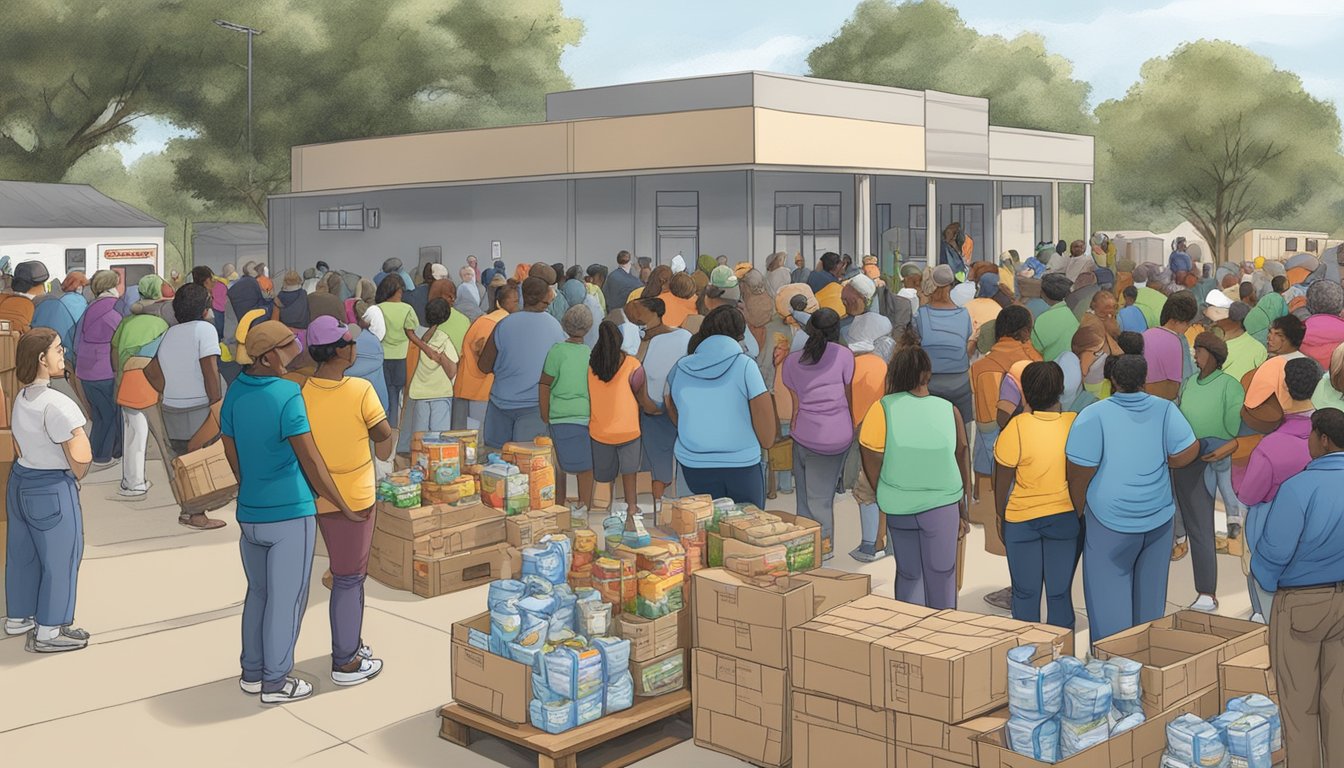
[807,0,1094,135]
[1095,41,1344,261]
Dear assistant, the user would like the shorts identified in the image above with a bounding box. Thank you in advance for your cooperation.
[550,423,594,474]
[592,438,642,484]
[638,411,677,485]
[483,402,546,450]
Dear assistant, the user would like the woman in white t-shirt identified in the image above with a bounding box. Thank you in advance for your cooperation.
[4,328,94,652]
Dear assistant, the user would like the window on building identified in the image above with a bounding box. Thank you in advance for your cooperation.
[875,204,892,257]
[65,248,86,273]
[1284,237,1299,252]
[657,191,699,266]
[813,205,841,232]
[950,203,984,260]
[1002,195,1043,246]
[1305,238,1319,253]
[909,204,927,262]
[319,204,365,231]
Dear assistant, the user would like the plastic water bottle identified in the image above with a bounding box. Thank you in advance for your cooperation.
[602,511,624,552]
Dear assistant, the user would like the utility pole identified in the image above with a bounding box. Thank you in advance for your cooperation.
[213,19,264,184]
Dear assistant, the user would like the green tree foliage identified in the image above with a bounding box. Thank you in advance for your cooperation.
[1095,41,1344,259]
[807,0,1093,135]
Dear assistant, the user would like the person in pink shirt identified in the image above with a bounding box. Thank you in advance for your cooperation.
[1235,356,1321,622]
[1300,281,1344,370]
[1141,291,1198,401]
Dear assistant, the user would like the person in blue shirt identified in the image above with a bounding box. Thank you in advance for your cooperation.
[221,321,357,705]
[478,277,567,450]
[1249,407,1344,768]
[1167,237,1193,283]
[1065,354,1199,646]
[1117,286,1147,333]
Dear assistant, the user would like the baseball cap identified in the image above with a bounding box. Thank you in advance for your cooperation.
[848,274,877,301]
[1205,289,1233,309]
[900,263,923,279]
[244,320,299,362]
[710,265,739,289]
[307,315,353,347]
[931,264,956,287]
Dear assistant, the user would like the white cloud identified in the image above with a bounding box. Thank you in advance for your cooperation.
[612,34,819,85]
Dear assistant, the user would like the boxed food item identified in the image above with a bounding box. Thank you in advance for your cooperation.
[442,429,480,465]
[451,612,533,724]
[723,537,788,581]
[1091,619,1233,713]
[1219,646,1278,708]
[894,708,1009,767]
[974,686,1220,768]
[634,541,686,578]
[412,542,517,598]
[668,494,714,535]
[377,471,422,509]
[593,556,637,614]
[411,432,462,483]
[506,505,573,548]
[636,571,685,619]
[693,569,815,669]
[618,610,682,662]
[480,462,529,515]
[693,648,790,767]
[633,648,687,697]
[792,691,897,768]
[719,510,822,573]
[170,440,238,509]
[502,439,557,510]
[421,476,479,507]
[789,595,939,709]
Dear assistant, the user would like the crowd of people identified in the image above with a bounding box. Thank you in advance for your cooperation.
[2,236,1344,763]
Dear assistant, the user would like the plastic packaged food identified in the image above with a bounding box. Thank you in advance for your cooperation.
[1007,645,1065,718]
[1006,715,1060,763]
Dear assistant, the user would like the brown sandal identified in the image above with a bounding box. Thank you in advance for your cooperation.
[179,513,227,530]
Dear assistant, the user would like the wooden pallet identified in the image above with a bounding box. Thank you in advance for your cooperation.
[439,690,691,768]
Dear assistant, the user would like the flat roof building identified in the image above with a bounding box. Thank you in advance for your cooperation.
[269,71,1095,275]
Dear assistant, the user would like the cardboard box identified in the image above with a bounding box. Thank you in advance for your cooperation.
[506,505,572,548]
[632,648,687,697]
[369,526,415,590]
[1092,625,1230,713]
[693,648,790,767]
[0,429,14,464]
[170,440,238,507]
[789,595,939,708]
[931,609,1076,659]
[694,569,815,669]
[412,542,516,598]
[974,686,1220,768]
[1153,611,1268,661]
[668,494,714,534]
[435,503,507,554]
[720,510,823,573]
[792,691,897,768]
[878,622,1023,722]
[619,610,683,662]
[1219,645,1278,706]
[792,568,872,615]
[375,503,445,541]
[480,464,529,515]
[450,612,532,725]
[502,440,557,510]
[895,709,1009,767]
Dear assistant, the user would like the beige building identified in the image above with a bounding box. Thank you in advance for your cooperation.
[269,72,1095,275]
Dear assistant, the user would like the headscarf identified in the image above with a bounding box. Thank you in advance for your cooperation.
[740,269,774,329]
[137,274,166,301]
[91,269,120,297]
[480,260,505,287]
[766,254,792,296]
[514,264,531,283]
[950,281,976,307]
[560,279,587,309]
[977,273,1000,298]
[1243,291,1288,341]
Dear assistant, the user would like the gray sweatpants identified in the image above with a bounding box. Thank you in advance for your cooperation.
[239,516,316,693]
[1172,461,1217,595]
[792,442,849,544]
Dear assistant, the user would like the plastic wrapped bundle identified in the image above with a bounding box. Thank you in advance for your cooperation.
[545,645,605,700]
[523,537,569,586]
[1103,656,1143,714]
[517,594,557,629]
[488,579,527,612]
[1007,645,1065,718]
[1160,754,1195,768]
[467,627,491,651]
[605,671,635,714]
[1062,672,1113,722]
[593,636,632,682]
[1165,714,1227,767]
[575,691,604,726]
[1111,711,1146,736]
[1217,713,1272,768]
[509,640,546,672]
[549,586,578,639]
[1057,656,1086,680]
[1061,715,1110,758]
[1228,694,1281,753]
[515,617,547,650]
[578,599,612,638]
[522,575,555,597]
[489,600,522,655]
[1007,715,1060,763]
[530,698,577,734]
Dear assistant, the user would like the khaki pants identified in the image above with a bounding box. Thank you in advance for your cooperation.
[1271,584,1344,768]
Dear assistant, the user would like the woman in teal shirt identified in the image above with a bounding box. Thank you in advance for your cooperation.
[859,330,970,608]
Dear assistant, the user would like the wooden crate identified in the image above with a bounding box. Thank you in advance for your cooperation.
[439,689,691,768]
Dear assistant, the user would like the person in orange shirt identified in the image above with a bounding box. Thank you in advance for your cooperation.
[847,323,894,563]
[588,320,646,527]
[0,261,50,333]
[1243,314,1307,435]
[661,272,699,330]
[453,283,518,432]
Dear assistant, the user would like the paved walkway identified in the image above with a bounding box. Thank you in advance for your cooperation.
[0,455,1254,766]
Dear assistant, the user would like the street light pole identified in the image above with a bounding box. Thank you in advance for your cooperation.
[213,19,263,183]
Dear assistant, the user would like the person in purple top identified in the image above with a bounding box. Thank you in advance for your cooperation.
[782,308,854,558]
[1235,357,1320,623]
[75,270,124,467]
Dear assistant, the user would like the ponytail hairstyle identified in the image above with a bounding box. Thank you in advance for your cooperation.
[590,320,625,383]
[688,305,746,354]
[801,307,842,365]
[885,327,931,394]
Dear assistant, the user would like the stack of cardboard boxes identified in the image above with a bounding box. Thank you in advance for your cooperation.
[690,567,871,767]
[369,500,527,598]
[974,611,1270,768]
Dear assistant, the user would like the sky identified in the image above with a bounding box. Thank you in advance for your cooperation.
[120,0,1344,163]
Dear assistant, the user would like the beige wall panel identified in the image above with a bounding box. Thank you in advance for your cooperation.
[570,108,756,173]
[989,128,1095,182]
[754,110,925,172]
[291,123,571,192]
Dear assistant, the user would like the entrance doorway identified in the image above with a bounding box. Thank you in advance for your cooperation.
[113,264,156,295]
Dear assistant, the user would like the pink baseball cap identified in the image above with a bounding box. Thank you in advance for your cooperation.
[306,315,353,347]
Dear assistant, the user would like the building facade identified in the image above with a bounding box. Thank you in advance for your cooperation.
[269,72,1095,276]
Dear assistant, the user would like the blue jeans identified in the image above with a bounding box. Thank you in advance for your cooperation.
[398,397,453,454]
[5,466,83,626]
[239,516,316,693]
[483,402,546,450]
[679,463,765,510]
[1198,437,1243,523]
[382,360,407,429]
[885,503,960,609]
[1245,501,1275,619]
[1004,511,1082,629]
[83,378,123,463]
[1082,510,1174,645]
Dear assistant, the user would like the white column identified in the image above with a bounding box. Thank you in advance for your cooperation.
[1050,181,1060,243]
[855,174,872,257]
[926,178,938,265]
[1083,182,1093,242]
[992,180,1003,261]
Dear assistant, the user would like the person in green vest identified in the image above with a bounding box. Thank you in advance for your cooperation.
[1030,273,1079,362]
[858,329,970,609]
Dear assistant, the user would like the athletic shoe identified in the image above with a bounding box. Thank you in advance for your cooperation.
[849,545,887,564]
[260,677,314,704]
[25,626,90,653]
[1189,594,1219,613]
[239,679,262,695]
[357,644,373,660]
[332,657,383,687]
[117,482,151,498]
[4,617,35,636]
[983,587,1013,612]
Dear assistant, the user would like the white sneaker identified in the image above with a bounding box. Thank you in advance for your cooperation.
[239,678,262,695]
[332,657,383,686]
[260,677,314,704]
[357,644,373,660]
[4,617,34,636]
[118,482,151,498]
[1190,594,1219,613]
